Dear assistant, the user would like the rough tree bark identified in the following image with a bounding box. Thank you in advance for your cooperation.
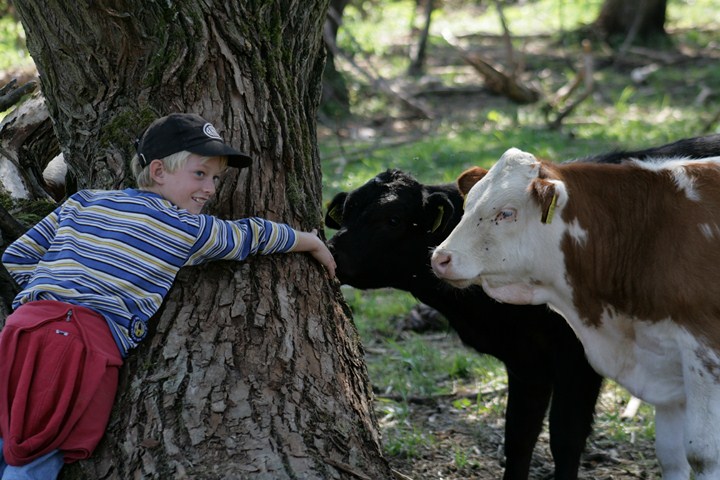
[13,1,392,479]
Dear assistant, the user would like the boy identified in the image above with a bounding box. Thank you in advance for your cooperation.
[0,113,336,479]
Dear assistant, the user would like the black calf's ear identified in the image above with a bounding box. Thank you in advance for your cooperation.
[325,192,348,229]
[424,192,455,234]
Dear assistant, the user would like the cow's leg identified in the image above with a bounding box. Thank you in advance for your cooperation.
[682,353,720,479]
[502,371,552,480]
[655,403,691,480]
[547,363,603,480]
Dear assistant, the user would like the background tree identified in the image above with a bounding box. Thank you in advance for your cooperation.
[12,1,392,478]
[407,0,436,77]
[592,0,668,44]
[322,0,352,118]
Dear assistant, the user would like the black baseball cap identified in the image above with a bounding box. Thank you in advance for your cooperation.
[134,113,252,169]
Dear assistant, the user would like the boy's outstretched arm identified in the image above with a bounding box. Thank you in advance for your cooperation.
[292,229,336,278]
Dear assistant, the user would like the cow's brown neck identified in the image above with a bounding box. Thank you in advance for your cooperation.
[546,160,720,349]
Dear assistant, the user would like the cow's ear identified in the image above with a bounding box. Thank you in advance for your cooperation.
[457,167,488,196]
[530,178,558,224]
[424,192,455,234]
[325,192,348,229]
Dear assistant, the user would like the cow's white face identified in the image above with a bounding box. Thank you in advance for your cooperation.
[431,148,568,305]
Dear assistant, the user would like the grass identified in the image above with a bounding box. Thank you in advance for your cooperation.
[595,381,657,444]
[321,0,719,470]
[345,286,507,399]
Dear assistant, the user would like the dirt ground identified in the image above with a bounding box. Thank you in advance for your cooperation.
[383,400,660,480]
[370,332,662,480]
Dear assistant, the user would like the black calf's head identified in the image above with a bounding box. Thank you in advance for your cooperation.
[325,169,460,290]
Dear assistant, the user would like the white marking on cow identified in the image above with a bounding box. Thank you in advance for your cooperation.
[633,156,720,201]
[635,158,702,201]
[576,309,685,405]
[566,218,588,246]
[672,169,701,201]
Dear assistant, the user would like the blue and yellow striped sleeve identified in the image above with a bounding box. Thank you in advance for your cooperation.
[186,216,298,265]
[2,209,60,287]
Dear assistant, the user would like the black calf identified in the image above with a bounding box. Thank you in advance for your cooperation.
[326,170,601,480]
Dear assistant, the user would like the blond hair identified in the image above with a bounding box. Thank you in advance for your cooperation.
[131,151,228,188]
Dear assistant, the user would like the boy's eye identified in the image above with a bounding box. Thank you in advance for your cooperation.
[194,170,206,177]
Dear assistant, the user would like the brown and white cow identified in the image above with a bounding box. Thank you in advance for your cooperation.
[430,147,720,480]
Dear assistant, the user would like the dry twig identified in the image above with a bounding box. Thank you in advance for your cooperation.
[543,40,595,130]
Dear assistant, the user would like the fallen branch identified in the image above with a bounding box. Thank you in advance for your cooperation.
[440,29,539,104]
[0,79,37,113]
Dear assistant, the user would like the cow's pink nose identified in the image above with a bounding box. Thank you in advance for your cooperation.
[431,250,452,277]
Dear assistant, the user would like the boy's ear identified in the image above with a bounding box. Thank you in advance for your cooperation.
[148,159,166,183]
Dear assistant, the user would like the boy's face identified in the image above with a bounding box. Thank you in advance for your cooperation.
[154,154,225,214]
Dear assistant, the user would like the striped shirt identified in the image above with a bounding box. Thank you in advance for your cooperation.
[2,189,298,357]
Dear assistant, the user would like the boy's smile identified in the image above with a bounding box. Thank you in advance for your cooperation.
[148,154,225,214]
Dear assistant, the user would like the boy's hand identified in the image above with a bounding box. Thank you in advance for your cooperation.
[294,230,337,278]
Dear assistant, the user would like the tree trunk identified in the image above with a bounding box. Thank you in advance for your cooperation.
[593,0,668,42]
[321,0,352,117]
[13,1,391,479]
[407,0,435,77]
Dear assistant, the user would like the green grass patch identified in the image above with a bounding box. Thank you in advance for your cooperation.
[595,382,656,444]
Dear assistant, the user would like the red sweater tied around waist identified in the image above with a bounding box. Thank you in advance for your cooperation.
[0,300,122,465]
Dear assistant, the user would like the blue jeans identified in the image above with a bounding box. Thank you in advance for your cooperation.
[0,438,63,480]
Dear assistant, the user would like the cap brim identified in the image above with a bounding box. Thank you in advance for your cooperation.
[226,153,253,169]
[190,141,253,169]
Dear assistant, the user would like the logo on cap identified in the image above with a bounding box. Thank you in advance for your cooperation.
[203,123,222,141]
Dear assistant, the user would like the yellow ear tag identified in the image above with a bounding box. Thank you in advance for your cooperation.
[328,204,343,225]
[543,194,557,224]
[431,205,445,233]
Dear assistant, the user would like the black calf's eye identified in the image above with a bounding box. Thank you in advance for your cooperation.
[388,217,400,226]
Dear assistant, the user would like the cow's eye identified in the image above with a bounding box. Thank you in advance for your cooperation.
[388,216,400,226]
[494,208,517,223]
